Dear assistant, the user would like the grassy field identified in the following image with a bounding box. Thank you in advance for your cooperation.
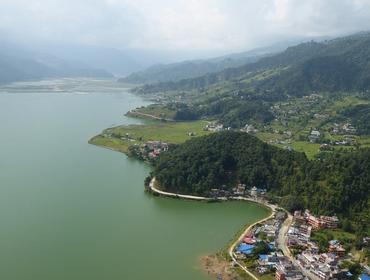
[127,104,177,120]
[89,120,212,153]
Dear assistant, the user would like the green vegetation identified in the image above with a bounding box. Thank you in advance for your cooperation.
[311,229,356,253]
[135,33,370,96]
[89,120,212,153]
[127,104,177,120]
[119,43,295,85]
[152,132,370,235]
[340,104,370,135]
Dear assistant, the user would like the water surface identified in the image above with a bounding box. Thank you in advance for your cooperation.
[0,79,269,280]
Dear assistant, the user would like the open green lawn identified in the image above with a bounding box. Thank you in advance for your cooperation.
[89,120,212,153]
[88,135,131,153]
[290,141,320,159]
[127,104,177,120]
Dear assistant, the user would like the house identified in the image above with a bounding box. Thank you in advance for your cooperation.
[251,186,258,197]
[328,240,346,257]
[311,130,321,137]
[237,243,255,255]
[305,210,339,229]
[308,129,321,142]
[342,123,356,134]
[204,123,224,132]
[360,273,370,280]
[276,270,286,280]
[233,184,246,195]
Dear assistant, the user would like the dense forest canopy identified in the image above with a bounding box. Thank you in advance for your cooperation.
[152,132,370,234]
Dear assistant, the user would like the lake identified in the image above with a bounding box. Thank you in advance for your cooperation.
[0,78,269,280]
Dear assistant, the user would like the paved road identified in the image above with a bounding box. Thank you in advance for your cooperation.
[276,213,318,280]
[149,178,211,201]
[277,212,293,259]
[149,178,302,280]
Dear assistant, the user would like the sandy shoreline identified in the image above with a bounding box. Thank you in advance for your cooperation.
[200,254,241,280]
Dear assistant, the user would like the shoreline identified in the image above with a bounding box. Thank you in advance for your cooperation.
[149,177,280,280]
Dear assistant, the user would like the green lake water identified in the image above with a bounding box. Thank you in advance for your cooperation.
[0,78,269,280]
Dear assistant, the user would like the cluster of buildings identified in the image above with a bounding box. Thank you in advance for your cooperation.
[234,211,309,279]
[275,260,307,280]
[209,184,267,199]
[204,123,228,132]
[294,210,339,230]
[287,210,355,280]
[231,203,369,280]
[129,140,169,160]
[240,124,258,134]
[296,251,352,280]
[145,141,169,159]
[331,123,357,135]
[232,185,267,197]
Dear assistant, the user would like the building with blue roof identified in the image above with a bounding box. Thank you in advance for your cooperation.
[237,243,255,255]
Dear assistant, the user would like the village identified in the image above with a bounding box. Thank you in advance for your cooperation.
[230,189,370,280]
[127,140,169,161]
[95,104,369,280]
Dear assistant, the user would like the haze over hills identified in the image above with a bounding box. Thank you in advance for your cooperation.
[0,41,113,85]
[120,38,329,84]
[135,32,370,95]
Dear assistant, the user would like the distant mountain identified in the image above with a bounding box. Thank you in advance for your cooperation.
[28,42,238,76]
[136,32,370,95]
[119,40,309,84]
[0,41,112,85]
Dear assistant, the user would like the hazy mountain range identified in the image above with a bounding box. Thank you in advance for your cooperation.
[0,35,331,86]
[134,32,370,95]
[120,38,329,84]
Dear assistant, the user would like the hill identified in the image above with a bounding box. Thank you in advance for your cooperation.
[119,40,309,84]
[152,131,370,234]
[135,32,370,96]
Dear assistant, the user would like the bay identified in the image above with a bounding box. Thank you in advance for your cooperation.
[0,78,269,280]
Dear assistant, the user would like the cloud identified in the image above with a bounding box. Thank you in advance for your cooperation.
[1,0,370,51]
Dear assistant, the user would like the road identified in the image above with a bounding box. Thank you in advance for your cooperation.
[277,212,293,259]
[228,206,276,280]
[276,213,319,280]
[149,177,308,280]
[149,177,211,201]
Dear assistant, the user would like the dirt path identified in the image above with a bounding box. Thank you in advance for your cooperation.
[128,110,173,122]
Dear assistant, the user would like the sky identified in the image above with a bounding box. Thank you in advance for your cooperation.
[1,0,370,52]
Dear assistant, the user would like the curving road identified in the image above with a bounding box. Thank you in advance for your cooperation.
[149,177,300,280]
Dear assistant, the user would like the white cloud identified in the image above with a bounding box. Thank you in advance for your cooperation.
[1,0,370,51]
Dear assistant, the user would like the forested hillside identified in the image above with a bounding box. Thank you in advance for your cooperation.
[119,41,302,84]
[152,132,370,234]
[136,32,370,95]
